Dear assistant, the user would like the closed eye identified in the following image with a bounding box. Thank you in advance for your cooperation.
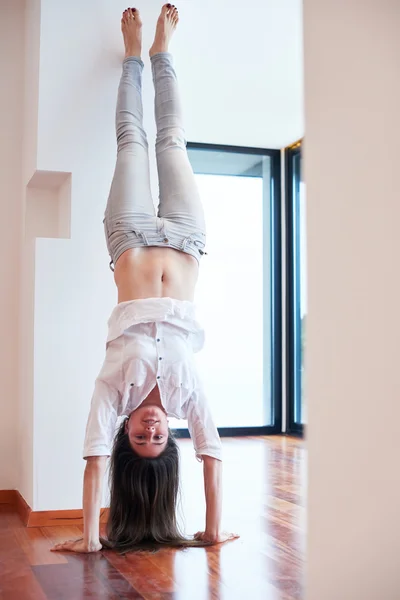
[134,441,165,446]
[133,434,165,446]
[134,435,164,441]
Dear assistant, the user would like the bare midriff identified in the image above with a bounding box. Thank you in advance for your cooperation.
[114,247,199,304]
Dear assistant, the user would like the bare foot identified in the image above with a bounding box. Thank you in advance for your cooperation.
[149,4,179,57]
[121,7,142,59]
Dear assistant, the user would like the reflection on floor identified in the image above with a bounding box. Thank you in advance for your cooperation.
[0,436,305,600]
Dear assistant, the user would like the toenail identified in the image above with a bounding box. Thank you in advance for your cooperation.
[167,4,171,7]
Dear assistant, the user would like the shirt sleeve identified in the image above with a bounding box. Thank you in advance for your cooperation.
[82,379,119,459]
[82,337,123,459]
[185,386,222,462]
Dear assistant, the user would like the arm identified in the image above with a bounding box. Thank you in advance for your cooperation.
[52,337,123,553]
[51,456,107,553]
[53,375,119,553]
[203,455,222,537]
[82,379,119,548]
[185,388,239,544]
[196,455,238,544]
[83,456,108,549]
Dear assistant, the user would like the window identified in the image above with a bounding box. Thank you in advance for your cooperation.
[172,143,282,437]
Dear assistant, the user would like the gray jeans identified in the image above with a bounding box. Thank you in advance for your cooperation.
[104,53,206,270]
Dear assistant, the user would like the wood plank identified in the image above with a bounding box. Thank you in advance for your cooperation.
[169,546,232,600]
[27,508,109,528]
[0,506,47,600]
[32,555,143,600]
[12,523,69,566]
[104,549,177,599]
[1,436,305,600]
[39,524,85,548]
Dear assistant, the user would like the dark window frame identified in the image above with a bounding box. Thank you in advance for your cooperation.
[285,144,304,436]
[174,142,282,440]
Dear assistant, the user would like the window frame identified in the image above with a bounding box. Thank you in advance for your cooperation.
[285,143,304,436]
[174,141,282,439]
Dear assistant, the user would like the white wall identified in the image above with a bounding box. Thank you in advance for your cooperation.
[18,0,41,508]
[304,0,400,598]
[0,0,24,490]
[0,0,302,507]
[18,0,303,511]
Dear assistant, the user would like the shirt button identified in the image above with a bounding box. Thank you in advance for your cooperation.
[157,376,161,379]
[130,383,134,387]
[159,357,163,361]
[157,338,161,342]
[163,237,169,243]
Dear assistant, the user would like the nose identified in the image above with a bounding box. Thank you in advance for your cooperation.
[146,425,155,432]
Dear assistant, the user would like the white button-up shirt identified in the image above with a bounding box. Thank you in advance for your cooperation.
[83,298,222,462]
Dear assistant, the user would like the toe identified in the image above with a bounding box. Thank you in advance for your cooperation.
[171,8,178,23]
[132,8,142,25]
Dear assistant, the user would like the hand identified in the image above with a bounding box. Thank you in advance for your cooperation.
[194,531,240,545]
[51,537,102,553]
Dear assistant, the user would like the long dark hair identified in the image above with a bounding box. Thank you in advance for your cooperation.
[103,419,209,553]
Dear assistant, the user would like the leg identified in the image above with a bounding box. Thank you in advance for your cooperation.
[150,6,206,237]
[104,9,155,266]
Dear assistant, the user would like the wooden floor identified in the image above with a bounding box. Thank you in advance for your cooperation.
[0,436,305,600]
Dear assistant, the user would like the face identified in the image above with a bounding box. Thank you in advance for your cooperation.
[125,405,169,458]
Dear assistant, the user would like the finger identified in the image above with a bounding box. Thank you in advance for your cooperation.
[56,544,71,552]
[53,540,76,552]
[220,533,240,544]
[54,542,68,549]
[60,537,82,547]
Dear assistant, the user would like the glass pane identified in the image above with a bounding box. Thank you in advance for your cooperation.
[195,174,266,427]
[293,152,307,426]
[299,174,307,424]
[169,149,274,429]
